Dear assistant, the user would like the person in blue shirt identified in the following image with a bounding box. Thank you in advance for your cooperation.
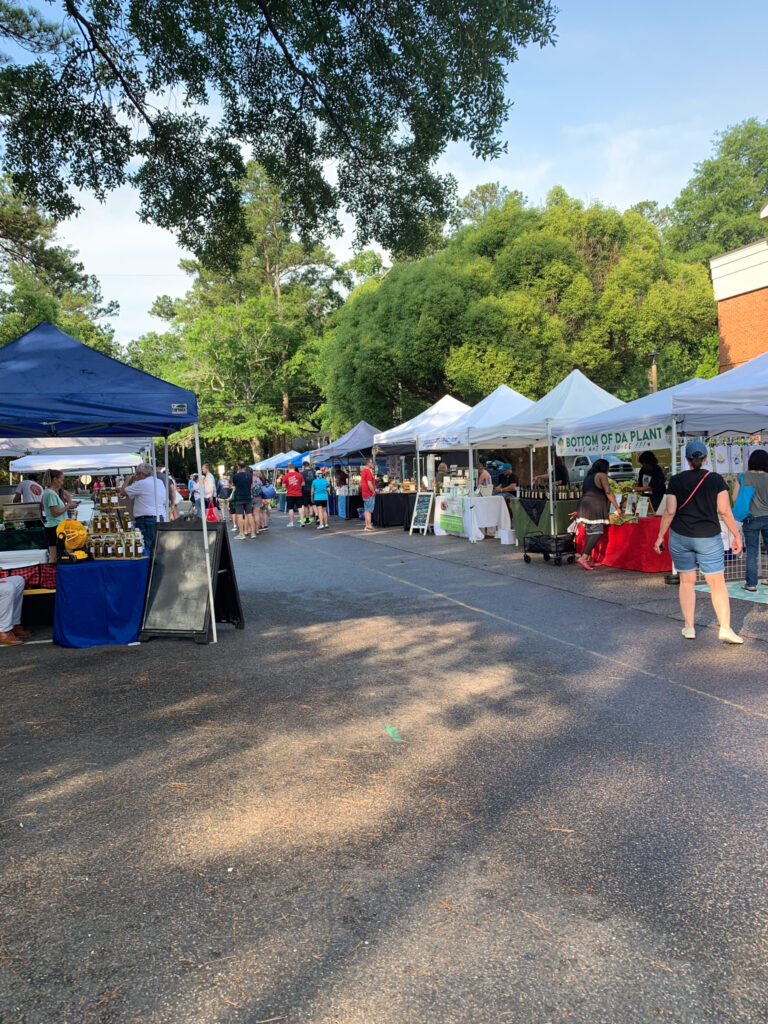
[311,471,330,530]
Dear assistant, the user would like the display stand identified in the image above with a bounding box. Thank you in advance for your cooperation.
[409,492,434,534]
[140,519,244,644]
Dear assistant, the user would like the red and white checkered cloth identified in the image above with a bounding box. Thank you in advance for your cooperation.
[0,564,57,589]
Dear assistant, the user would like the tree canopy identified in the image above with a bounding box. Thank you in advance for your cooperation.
[666,119,768,263]
[128,164,345,461]
[319,187,718,432]
[0,0,557,265]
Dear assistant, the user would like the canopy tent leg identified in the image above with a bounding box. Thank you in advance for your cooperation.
[529,446,534,485]
[163,439,170,520]
[150,439,160,528]
[468,433,477,543]
[670,418,678,578]
[194,423,218,644]
[547,424,555,537]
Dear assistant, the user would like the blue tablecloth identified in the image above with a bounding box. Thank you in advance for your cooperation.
[53,558,150,648]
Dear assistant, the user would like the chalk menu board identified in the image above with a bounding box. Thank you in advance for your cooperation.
[140,519,243,643]
[409,491,434,535]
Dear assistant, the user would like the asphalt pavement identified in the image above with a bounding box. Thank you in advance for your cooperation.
[2,512,767,1024]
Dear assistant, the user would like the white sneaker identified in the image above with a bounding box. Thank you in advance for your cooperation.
[719,626,744,645]
[287,521,294,527]
[681,626,696,639]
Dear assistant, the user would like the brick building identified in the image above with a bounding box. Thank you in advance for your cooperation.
[710,202,768,373]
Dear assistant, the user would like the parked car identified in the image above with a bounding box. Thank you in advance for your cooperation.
[564,453,635,483]
[176,483,190,499]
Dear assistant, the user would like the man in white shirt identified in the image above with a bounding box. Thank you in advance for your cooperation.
[120,463,167,554]
[201,464,216,509]
[13,474,44,504]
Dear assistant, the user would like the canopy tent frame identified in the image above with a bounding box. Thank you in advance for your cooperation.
[0,321,218,644]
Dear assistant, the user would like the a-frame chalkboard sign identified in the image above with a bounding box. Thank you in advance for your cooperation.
[139,518,244,643]
[409,491,434,535]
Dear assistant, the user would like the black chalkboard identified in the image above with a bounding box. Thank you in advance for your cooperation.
[409,491,434,535]
[139,518,243,643]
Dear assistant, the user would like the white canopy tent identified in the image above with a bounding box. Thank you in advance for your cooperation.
[469,370,623,448]
[554,378,705,472]
[252,450,299,471]
[672,352,768,435]
[10,452,143,475]
[0,436,152,457]
[373,395,470,483]
[419,384,533,450]
[468,370,623,535]
[373,396,470,453]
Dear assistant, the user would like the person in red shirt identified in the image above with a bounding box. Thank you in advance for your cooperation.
[360,456,376,531]
[282,463,305,527]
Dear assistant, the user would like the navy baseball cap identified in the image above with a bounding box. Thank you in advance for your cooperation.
[685,440,708,459]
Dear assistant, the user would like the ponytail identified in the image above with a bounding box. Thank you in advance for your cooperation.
[688,455,705,471]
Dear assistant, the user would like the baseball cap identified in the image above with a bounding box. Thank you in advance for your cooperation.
[685,440,708,459]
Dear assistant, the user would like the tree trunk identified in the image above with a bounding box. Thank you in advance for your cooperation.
[249,438,263,462]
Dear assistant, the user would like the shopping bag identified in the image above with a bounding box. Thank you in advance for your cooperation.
[732,474,755,522]
[205,501,223,523]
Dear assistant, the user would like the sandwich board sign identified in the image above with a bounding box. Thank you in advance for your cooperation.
[410,492,434,535]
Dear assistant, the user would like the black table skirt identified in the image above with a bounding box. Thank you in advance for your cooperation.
[371,492,418,528]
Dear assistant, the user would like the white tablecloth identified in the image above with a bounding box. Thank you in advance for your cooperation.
[433,495,511,542]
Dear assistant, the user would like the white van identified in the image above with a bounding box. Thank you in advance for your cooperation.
[564,454,635,483]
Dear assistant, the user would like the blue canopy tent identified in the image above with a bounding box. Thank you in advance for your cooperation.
[273,449,311,469]
[310,421,380,463]
[0,322,219,642]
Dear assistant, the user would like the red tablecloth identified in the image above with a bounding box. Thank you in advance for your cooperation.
[577,518,671,573]
[0,563,57,589]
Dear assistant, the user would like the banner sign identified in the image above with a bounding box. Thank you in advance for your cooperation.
[555,423,673,457]
[438,495,465,534]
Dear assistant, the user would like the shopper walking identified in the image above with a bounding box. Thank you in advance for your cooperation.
[312,469,330,529]
[231,460,255,539]
[361,456,376,532]
[575,458,621,570]
[300,460,315,526]
[731,448,768,592]
[653,440,743,643]
[283,463,305,527]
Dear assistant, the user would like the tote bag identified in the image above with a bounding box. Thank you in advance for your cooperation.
[732,474,755,522]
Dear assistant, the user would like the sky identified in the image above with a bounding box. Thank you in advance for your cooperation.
[55,0,768,348]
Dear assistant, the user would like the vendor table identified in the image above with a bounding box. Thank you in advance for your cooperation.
[508,497,578,541]
[372,492,417,528]
[336,494,363,520]
[434,495,511,542]
[578,517,672,573]
[53,558,150,648]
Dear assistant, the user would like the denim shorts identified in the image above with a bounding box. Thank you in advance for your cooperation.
[668,529,724,575]
[363,496,375,513]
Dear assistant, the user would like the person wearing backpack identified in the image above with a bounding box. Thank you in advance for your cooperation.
[251,474,266,534]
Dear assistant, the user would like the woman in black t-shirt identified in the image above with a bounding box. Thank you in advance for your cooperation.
[636,451,666,511]
[653,441,742,644]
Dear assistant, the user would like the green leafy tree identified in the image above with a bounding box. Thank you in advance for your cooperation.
[666,118,768,262]
[321,187,718,426]
[0,0,557,265]
[129,163,341,459]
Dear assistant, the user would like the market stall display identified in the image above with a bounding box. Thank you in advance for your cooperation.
[576,519,673,573]
[0,320,219,645]
[433,494,511,541]
[53,558,150,647]
[374,490,417,528]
